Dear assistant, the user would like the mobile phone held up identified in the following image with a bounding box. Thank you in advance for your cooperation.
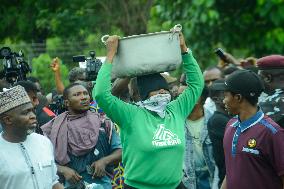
[215,48,227,62]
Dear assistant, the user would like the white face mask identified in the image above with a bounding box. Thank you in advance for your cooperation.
[136,93,171,118]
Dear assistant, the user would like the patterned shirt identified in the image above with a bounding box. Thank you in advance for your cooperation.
[259,89,284,127]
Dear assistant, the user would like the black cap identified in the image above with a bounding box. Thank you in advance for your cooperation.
[209,79,226,91]
[221,70,264,97]
[137,73,169,101]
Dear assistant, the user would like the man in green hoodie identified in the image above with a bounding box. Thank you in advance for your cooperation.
[94,33,204,189]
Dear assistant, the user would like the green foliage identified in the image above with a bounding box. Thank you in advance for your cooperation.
[31,54,69,93]
[1,0,284,91]
[148,0,284,69]
[0,0,154,42]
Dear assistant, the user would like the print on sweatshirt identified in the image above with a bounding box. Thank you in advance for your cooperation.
[152,124,181,146]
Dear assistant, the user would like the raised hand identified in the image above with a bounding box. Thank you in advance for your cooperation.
[50,57,60,73]
[179,33,188,53]
[106,35,119,63]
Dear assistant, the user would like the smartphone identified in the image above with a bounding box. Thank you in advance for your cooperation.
[215,48,226,61]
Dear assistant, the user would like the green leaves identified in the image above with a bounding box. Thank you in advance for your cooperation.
[1,0,284,91]
[31,54,69,93]
[149,0,284,69]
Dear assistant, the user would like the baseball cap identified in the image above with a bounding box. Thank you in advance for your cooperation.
[209,79,226,91]
[220,70,264,97]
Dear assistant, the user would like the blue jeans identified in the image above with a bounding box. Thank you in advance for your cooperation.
[196,170,210,189]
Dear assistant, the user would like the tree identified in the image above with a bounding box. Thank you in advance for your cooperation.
[0,0,154,42]
[148,0,284,68]
[31,53,69,93]
[1,0,155,72]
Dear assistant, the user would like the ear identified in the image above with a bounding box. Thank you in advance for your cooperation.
[64,100,69,108]
[1,114,12,125]
[263,74,272,83]
[234,94,242,102]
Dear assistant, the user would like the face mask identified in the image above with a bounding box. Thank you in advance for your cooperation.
[136,93,171,118]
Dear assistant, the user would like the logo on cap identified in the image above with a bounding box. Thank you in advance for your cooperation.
[248,138,257,148]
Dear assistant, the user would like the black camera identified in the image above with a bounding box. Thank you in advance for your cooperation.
[73,51,102,81]
[49,94,66,116]
[0,47,31,84]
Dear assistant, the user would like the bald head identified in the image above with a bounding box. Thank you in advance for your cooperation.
[203,67,222,86]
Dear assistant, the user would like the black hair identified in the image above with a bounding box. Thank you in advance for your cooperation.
[0,80,10,91]
[68,67,85,83]
[27,76,40,83]
[14,80,38,94]
[245,66,259,74]
[63,83,86,100]
[37,94,49,109]
[223,66,240,76]
[230,91,259,106]
[137,73,169,101]
[260,69,284,77]
[200,86,209,105]
[0,71,5,80]
[210,89,223,99]
[244,95,259,106]
[129,77,140,102]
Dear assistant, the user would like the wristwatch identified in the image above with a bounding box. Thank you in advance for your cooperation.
[182,48,189,55]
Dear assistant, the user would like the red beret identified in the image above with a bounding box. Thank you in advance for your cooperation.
[257,55,284,69]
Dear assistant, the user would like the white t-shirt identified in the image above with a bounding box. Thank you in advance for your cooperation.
[0,133,59,189]
[186,117,207,170]
[204,97,216,118]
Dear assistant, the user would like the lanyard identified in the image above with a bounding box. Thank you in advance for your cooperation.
[19,143,39,189]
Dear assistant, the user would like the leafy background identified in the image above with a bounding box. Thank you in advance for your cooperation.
[1,0,284,92]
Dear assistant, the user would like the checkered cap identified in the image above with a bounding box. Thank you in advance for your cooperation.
[0,85,31,114]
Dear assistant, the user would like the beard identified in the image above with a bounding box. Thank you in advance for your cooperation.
[26,128,35,135]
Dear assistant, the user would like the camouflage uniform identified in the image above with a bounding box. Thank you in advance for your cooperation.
[259,89,284,128]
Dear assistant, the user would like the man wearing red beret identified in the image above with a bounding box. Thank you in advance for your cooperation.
[257,55,284,128]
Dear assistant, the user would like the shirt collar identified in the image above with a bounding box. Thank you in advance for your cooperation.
[231,108,264,132]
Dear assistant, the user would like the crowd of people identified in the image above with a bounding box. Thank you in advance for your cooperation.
[0,31,284,189]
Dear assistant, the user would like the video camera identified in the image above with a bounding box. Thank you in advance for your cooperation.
[73,51,102,81]
[49,94,66,116]
[0,47,31,84]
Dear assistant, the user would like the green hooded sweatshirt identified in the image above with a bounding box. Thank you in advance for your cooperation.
[94,51,204,189]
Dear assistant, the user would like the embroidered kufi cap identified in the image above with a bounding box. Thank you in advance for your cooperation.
[0,85,31,114]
